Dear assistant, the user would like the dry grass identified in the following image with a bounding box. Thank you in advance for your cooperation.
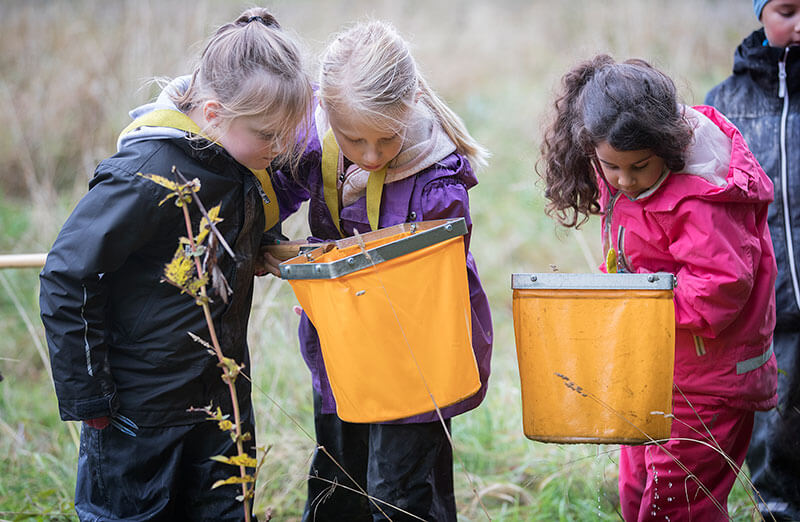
[0,0,761,520]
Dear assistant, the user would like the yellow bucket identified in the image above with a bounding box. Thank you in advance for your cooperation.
[282,219,480,423]
[512,273,675,444]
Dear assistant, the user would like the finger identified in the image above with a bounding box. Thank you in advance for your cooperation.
[263,251,281,265]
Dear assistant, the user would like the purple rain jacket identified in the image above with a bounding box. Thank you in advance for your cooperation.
[272,107,493,424]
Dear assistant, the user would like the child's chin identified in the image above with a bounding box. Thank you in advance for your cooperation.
[246,161,270,170]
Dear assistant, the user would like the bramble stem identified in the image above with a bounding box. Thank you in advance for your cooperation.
[180,203,251,522]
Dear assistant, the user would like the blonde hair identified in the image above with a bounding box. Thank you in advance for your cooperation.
[319,20,489,169]
[172,8,312,164]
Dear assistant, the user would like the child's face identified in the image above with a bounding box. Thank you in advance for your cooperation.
[595,142,666,198]
[762,0,800,47]
[326,109,408,173]
[215,114,284,171]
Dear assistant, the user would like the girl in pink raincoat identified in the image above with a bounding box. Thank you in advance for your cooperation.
[538,54,778,521]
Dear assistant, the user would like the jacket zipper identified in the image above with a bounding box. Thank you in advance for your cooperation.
[616,225,632,273]
[81,284,94,377]
[778,47,800,312]
[693,335,707,357]
[604,192,635,273]
[604,191,622,267]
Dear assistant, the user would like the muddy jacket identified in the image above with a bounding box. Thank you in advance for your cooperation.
[272,105,494,423]
[705,29,800,330]
[599,105,777,411]
[39,112,283,427]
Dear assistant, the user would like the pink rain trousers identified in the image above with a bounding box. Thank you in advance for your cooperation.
[618,393,755,521]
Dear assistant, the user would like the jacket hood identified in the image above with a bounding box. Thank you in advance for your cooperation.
[383,104,457,182]
[116,76,192,151]
[680,106,730,188]
[732,29,800,93]
[638,105,774,212]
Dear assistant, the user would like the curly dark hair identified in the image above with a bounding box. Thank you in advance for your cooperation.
[537,54,692,228]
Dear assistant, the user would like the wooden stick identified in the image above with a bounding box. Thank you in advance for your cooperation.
[0,253,47,268]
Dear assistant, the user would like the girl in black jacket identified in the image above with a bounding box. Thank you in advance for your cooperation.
[39,8,311,521]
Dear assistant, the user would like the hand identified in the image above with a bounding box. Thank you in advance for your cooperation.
[84,416,110,430]
[256,241,312,277]
[255,249,282,277]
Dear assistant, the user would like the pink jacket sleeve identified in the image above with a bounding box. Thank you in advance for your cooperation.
[661,198,759,338]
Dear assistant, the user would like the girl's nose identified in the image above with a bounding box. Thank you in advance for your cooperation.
[363,145,380,164]
[617,173,636,187]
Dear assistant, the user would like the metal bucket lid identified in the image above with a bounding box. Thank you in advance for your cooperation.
[281,218,467,280]
[511,272,676,290]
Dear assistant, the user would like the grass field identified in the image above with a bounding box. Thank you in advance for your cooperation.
[0,1,764,520]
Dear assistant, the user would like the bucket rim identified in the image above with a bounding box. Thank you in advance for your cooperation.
[511,272,676,290]
[280,218,467,280]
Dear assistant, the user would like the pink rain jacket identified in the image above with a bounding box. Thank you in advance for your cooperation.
[599,105,778,411]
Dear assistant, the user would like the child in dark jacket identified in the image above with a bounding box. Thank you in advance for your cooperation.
[38,8,312,521]
[705,1,800,519]
[272,20,493,522]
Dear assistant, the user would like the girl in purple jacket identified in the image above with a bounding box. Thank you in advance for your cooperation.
[273,20,493,522]
[538,55,777,521]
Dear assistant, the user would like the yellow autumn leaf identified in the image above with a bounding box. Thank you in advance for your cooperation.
[196,204,223,245]
[136,173,181,207]
[162,252,194,288]
[160,193,180,207]
[186,273,209,298]
[210,455,232,464]
[211,475,254,489]
[228,454,258,468]
[193,294,210,307]
[209,454,258,468]
[137,172,201,206]
[196,228,209,246]
[206,406,227,422]
[137,172,179,191]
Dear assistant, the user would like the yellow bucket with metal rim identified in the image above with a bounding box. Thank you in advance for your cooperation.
[512,273,675,444]
[282,219,480,423]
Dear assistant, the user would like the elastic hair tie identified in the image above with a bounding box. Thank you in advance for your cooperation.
[247,16,267,25]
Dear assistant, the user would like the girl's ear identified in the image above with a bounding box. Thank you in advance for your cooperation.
[414,90,422,104]
[202,100,224,127]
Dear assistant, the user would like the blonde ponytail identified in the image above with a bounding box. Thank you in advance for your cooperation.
[417,75,489,169]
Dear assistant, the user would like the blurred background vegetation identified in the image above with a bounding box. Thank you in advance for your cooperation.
[0,0,761,520]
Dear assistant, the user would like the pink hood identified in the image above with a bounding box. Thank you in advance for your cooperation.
[639,106,774,211]
[599,105,777,410]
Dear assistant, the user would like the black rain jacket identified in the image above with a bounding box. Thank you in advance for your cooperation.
[40,136,268,426]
